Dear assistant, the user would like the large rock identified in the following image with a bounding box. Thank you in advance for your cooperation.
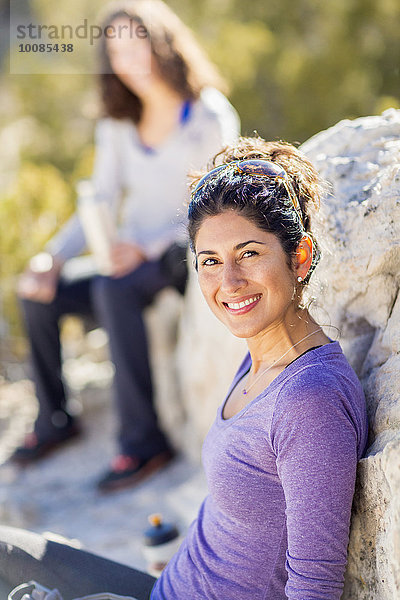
[301,108,400,600]
[166,109,400,598]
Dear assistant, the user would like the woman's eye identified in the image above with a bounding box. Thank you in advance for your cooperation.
[201,257,219,266]
[241,250,258,259]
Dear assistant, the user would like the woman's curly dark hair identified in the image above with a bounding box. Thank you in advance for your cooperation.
[188,136,323,289]
[98,0,226,123]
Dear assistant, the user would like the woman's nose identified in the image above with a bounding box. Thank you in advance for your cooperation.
[220,262,246,294]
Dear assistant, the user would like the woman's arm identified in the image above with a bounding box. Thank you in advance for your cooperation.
[271,372,362,600]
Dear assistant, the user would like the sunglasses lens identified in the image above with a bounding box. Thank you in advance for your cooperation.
[236,160,286,179]
[191,165,227,197]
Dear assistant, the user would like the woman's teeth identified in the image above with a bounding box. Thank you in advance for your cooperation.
[226,295,261,310]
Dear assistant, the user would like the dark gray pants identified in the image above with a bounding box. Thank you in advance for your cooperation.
[0,526,156,600]
[20,259,176,458]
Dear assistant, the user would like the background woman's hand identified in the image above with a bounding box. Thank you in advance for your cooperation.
[110,241,147,278]
[17,253,63,304]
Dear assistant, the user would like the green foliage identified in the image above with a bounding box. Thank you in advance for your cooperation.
[3,73,96,172]
[2,162,73,260]
[170,0,400,139]
[0,151,93,336]
[0,162,66,332]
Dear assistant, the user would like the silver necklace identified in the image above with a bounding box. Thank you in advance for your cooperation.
[242,329,321,395]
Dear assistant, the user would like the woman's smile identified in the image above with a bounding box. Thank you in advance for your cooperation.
[223,293,262,314]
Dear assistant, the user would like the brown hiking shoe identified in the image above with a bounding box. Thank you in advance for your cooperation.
[97,449,175,493]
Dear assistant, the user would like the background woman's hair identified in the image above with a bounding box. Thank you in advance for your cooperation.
[188,136,323,287]
[98,0,227,122]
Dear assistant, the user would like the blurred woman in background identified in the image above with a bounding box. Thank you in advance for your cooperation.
[14,0,239,491]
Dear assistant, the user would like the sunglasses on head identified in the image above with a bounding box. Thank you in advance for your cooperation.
[190,159,305,230]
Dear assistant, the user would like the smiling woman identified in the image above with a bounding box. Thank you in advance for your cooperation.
[150,136,368,599]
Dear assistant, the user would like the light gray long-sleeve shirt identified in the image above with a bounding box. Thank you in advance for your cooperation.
[47,88,240,261]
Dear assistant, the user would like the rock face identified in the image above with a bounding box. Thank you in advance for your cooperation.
[301,108,400,600]
[163,109,399,599]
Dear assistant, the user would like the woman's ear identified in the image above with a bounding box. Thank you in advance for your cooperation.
[295,235,313,280]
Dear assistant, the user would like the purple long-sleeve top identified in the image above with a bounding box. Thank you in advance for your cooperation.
[151,341,368,599]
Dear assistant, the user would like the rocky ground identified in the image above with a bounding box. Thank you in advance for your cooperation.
[0,342,207,574]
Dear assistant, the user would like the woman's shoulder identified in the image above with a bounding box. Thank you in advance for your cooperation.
[186,87,240,151]
[194,88,240,126]
[198,87,234,111]
[271,343,368,453]
[277,342,365,406]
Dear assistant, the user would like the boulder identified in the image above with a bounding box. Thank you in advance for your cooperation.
[301,108,400,600]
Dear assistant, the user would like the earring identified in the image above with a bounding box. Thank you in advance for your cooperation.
[297,276,303,283]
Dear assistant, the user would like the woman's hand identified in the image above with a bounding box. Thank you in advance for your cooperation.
[110,241,147,278]
[17,253,64,304]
